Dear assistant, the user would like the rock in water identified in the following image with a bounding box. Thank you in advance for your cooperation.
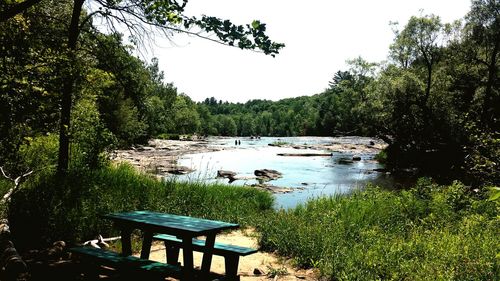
[254,169,282,181]
[352,155,362,161]
[217,170,237,179]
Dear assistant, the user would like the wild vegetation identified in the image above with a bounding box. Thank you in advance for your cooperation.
[0,0,499,280]
[258,180,499,280]
[1,0,498,185]
[7,164,274,251]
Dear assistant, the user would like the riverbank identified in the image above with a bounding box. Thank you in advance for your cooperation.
[5,163,498,280]
[111,138,224,176]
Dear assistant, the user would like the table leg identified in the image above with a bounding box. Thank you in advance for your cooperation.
[120,228,133,256]
[181,236,194,280]
[201,234,216,274]
[140,231,153,259]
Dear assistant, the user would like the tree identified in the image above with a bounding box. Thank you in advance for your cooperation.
[463,0,500,128]
[172,95,200,134]
[0,0,42,22]
[1,0,284,174]
[0,1,71,174]
[390,14,443,105]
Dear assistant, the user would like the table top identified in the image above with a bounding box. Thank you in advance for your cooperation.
[103,210,239,236]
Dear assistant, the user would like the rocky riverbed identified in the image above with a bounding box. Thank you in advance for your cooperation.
[111,139,223,176]
[113,137,386,172]
[112,137,388,196]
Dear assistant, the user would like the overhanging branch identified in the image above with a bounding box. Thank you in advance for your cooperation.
[0,0,42,22]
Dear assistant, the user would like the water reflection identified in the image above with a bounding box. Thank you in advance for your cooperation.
[171,137,394,209]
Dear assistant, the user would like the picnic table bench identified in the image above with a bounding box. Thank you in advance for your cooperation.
[154,234,257,281]
[70,211,255,281]
[70,246,181,280]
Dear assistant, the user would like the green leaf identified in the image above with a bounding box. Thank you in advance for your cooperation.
[251,20,260,29]
[488,187,500,202]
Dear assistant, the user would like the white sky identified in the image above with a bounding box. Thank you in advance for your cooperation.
[147,0,471,103]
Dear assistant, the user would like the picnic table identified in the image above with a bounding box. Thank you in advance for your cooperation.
[103,210,239,280]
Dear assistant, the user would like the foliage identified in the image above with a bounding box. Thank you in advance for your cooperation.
[8,163,274,250]
[18,134,59,174]
[258,182,500,280]
[463,124,500,185]
[0,0,285,174]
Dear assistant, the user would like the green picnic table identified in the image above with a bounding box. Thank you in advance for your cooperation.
[103,210,239,280]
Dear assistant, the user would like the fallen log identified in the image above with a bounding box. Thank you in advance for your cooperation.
[277,153,332,157]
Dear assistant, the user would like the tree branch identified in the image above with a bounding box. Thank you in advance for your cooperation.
[0,167,33,203]
[0,0,42,22]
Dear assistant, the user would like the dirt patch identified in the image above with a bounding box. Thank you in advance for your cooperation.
[146,229,318,281]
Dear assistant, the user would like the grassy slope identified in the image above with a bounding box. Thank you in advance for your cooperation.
[7,163,273,250]
[5,166,499,280]
[258,180,499,280]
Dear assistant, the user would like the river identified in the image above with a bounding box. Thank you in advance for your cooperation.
[172,136,395,209]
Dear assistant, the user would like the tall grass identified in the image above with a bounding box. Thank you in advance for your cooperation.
[8,163,273,250]
[258,180,499,280]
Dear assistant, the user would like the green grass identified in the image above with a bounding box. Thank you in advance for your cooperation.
[8,163,273,250]
[6,166,499,280]
[257,180,499,280]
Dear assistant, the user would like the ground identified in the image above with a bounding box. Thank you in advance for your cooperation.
[145,228,318,281]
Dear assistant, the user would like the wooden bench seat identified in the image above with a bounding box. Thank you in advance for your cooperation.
[70,246,182,280]
[153,234,258,281]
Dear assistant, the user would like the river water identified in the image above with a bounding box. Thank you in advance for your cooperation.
[174,137,394,209]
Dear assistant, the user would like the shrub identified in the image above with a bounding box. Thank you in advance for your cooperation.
[258,182,499,280]
[157,133,180,140]
[18,134,59,174]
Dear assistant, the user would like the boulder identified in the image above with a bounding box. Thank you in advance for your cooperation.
[352,155,362,161]
[217,170,237,179]
[338,158,354,164]
[166,166,193,175]
[254,169,282,181]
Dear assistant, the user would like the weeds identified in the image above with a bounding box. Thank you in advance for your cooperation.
[258,181,500,280]
[7,163,274,250]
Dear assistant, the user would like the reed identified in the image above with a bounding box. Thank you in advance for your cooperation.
[257,180,499,280]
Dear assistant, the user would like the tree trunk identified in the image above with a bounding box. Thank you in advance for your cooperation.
[57,0,85,174]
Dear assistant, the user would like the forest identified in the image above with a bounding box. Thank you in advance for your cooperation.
[2,0,498,186]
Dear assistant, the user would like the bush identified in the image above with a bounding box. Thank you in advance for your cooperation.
[157,133,180,140]
[258,182,499,280]
[18,134,59,174]
[8,164,273,250]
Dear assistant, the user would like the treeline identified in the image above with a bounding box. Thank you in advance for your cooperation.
[0,1,190,169]
[195,1,500,185]
[1,0,498,185]
[0,0,283,176]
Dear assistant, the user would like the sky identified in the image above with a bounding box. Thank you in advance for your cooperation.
[145,0,472,103]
